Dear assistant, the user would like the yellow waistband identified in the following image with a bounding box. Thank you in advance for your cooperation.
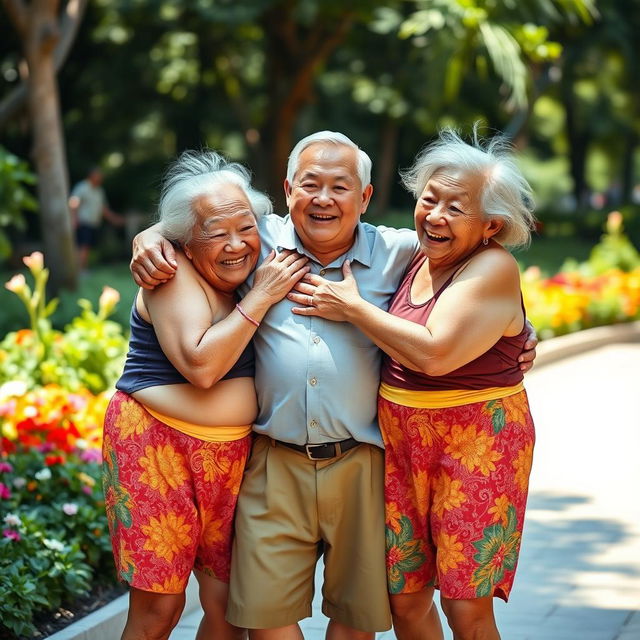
[378,381,525,409]
[142,405,252,442]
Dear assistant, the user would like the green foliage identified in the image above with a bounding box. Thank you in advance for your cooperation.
[0,448,113,639]
[0,147,37,262]
[1,254,128,393]
[582,211,640,274]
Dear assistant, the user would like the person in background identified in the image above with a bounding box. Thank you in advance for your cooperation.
[103,150,308,640]
[289,127,537,640]
[69,167,125,272]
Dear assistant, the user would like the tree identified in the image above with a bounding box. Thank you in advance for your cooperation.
[2,0,87,291]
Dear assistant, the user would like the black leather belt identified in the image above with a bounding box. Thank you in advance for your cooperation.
[272,437,360,460]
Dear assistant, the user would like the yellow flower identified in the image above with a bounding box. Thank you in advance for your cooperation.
[115,398,151,439]
[77,472,96,487]
[488,494,510,527]
[432,472,466,518]
[139,444,189,496]
[512,443,534,492]
[142,512,192,562]
[99,286,120,316]
[437,531,465,573]
[444,424,501,476]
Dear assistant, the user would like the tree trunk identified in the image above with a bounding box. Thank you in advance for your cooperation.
[371,117,399,218]
[24,2,77,291]
[562,77,589,210]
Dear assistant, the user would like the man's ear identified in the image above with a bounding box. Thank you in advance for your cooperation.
[182,243,193,260]
[284,179,292,204]
[360,183,374,215]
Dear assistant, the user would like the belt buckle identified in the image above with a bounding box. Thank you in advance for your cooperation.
[305,443,326,460]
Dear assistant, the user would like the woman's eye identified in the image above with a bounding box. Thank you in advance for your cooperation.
[449,206,461,214]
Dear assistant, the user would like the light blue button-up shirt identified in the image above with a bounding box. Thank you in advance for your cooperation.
[240,214,419,448]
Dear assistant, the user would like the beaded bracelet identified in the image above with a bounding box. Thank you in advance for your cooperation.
[236,303,260,328]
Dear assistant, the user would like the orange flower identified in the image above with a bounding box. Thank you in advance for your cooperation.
[502,393,530,427]
[142,512,192,562]
[437,531,465,573]
[386,501,403,534]
[512,443,534,492]
[432,472,466,518]
[139,444,189,496]
[201,510,226,546]
[225,458,244,495]
[488,494,510,527]
[150,575,184,593]
[444,424,501,476]
[115,398,151,439]
[378,401,404,444]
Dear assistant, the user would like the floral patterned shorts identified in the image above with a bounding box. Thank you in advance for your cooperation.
[379,390,535,601]
[102,391,251,593]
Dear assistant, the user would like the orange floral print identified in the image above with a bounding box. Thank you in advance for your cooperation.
[139,444,189,496]
[512,442,534,492]
[142,512,192,562]
[115,398,151,438]
[432,472,466,518]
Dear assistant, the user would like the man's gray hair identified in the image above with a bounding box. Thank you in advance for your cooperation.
[286,131,372,188]
[401,127,536,247]
[158,150,272,244]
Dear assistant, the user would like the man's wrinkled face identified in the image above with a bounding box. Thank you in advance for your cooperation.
[284,143,372,263]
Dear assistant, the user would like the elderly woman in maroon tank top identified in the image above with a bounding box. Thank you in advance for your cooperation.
[288,128,536,640]
[102,150,308,640]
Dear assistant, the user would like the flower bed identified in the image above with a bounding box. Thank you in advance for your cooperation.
[1,254,127,639]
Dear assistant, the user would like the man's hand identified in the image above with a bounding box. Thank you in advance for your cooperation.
[519,320,538,373]
[130,225,177,289]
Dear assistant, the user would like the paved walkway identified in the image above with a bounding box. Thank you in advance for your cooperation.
[170,342,640,639]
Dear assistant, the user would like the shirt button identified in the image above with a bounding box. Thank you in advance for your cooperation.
[310,377,317,386]
[313,336,320,344]
[310,419,319,428]
[319,269,326,276]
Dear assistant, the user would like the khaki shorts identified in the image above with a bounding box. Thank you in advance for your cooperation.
[226,435,391,631]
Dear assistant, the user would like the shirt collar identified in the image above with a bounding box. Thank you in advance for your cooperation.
[275,216,372,269]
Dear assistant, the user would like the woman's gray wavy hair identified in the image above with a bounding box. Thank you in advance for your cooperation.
[157,150,272,244]
[401,127,536,248]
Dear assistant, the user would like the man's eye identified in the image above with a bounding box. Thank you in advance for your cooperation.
[449,206,461,214]
[240,225,255,232]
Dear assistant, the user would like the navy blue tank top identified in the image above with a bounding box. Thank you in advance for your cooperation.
[116,303,255,394]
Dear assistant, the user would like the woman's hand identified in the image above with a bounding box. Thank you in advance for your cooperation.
[289,260,362,322]
[251,250,310,304]
[518,320,538,372]
[130,224,177,289]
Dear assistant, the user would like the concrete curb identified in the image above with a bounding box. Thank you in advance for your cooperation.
[43,321,640,640]
[534,320,640,368]
[46,575,200,640]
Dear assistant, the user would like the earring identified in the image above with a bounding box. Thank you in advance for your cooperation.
[482,237,489,246]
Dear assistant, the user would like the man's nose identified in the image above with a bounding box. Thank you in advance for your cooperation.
[313,186,333,205]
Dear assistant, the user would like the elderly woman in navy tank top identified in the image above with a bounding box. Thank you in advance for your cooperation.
[102,151,308,640]
[289,128,536,640]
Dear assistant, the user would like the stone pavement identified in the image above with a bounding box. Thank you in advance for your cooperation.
[170,342,640,639]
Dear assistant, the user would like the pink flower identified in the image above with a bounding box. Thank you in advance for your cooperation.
[0,483,11,499]
[62,503,78,516]
[5,273,26,294]
[82,486,93,495]
[3,529,21,541]
[80,449,102,464]
[0,462,13,473]
[23,251,44,274]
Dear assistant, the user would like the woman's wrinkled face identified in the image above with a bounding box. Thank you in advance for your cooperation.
[413,169,501,267]
[184,183,260,293]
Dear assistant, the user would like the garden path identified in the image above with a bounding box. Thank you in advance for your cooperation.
[170,341,640,640]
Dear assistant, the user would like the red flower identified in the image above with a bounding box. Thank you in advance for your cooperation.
[45,454,66,466]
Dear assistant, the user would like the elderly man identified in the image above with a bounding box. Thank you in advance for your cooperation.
[131,132,536,640]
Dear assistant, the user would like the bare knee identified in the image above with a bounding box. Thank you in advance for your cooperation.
[326,619,374,640]
[390,590,435,623]
[440,597,499,640]
[122,589,185,640]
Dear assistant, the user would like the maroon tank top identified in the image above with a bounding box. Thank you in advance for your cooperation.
[381,253,527,391]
